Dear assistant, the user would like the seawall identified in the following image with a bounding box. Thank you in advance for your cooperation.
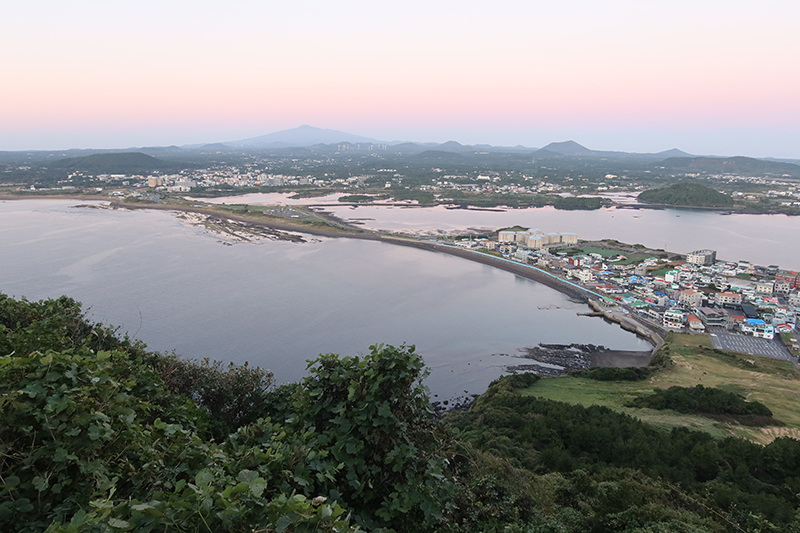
[587,299,663,353]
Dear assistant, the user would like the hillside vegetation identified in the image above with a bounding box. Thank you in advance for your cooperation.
[525,332,800,443]
[2,294,800,532]
[659,156,800,177]
[638,182,735,207]
[50,152,185,173]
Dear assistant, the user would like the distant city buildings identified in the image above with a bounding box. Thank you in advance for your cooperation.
[497,228,578,250]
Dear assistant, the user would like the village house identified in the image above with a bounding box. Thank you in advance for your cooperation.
[686,313,705,332]
[678,289,704,308]
[696,307,732,329]
[716,291,743,305]
[663,309,686,330]
[774,280,791,294]
[575,269,595,284]
[755,281,775,296]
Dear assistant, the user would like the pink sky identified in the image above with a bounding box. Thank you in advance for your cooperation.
[2,0,799,157]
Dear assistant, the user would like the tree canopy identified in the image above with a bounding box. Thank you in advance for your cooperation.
[638,182,734,207]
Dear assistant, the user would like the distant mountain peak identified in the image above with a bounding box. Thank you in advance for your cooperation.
[656,148,692,158]
[435,141,475,153]
[539,140,592,156]
[229,125,380,148]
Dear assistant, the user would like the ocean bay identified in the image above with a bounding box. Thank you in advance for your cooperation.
[1,199,649,399]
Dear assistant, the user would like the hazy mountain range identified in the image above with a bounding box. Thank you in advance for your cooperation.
[2,125,799,177]
[221,126,694,159]
[225,124,379,148]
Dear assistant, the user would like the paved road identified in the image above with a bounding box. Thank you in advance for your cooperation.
[709,330,793,361]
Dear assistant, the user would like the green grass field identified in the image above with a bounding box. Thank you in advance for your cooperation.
[519,333,800,443]
[571,246,655,265]
[574,246,620,258]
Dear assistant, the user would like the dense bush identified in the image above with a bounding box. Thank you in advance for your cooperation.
[0,293,276,441]
[571,366,651,381]
[628,385,774,418]
[0,294,135,356]
[297,344,453,531]
[0,294,357,533]
[0,348,211,530]
[154,354,274,440]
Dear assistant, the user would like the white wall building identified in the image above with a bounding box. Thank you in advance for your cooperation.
[686,249,717,266]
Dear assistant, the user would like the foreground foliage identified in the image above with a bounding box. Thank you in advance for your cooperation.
[0,294,446,532]
[2,293,800,532]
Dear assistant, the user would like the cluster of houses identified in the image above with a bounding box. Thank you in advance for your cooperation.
[96,166,370,195]
[480,231,800,347]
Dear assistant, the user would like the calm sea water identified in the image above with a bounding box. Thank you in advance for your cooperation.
[199,192,800,268]
[325,204,800,268]
[0,199,650,399]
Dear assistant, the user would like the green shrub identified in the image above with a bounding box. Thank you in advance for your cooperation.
[154,354,274,440]
[297,343,453,531]
[571,367,650,381]
[628,385,774,418]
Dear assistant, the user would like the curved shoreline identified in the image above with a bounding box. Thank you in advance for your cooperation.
[4,196,664,357]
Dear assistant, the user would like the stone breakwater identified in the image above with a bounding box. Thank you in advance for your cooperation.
[507,343,653,376]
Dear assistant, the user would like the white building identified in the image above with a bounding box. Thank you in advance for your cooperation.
[716,292,743,305]
[756,281,775,296]
[576,269,595,283]
[663,309,686,329]
[498,228,578,249]
[686,249,717,266]
[678,289,703,308]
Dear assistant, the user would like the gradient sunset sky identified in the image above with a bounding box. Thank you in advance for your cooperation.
[2,1,799,157]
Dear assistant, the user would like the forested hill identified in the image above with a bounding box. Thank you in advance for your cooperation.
[658,155,800,177]
[50,152,186,173]
[638,182,735,207]
[2,293,800,532]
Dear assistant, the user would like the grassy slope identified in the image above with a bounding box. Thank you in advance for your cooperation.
[520,333,800,444]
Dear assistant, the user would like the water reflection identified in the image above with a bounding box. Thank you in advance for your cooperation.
[0,199,651,399]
